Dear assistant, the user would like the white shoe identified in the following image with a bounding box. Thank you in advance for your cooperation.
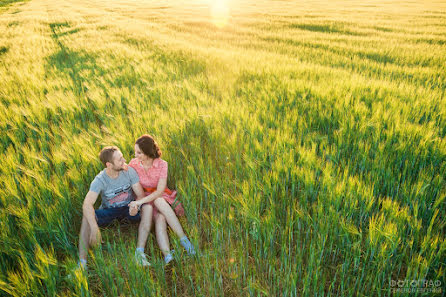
[180,237,196,256]
[135,252,151,267]
[164,250,174,265]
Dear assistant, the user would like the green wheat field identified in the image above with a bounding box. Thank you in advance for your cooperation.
[1,0,445,296]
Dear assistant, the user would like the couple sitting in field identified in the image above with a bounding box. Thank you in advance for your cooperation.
[78,134,195,268]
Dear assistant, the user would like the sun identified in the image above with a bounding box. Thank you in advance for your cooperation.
[210,0,230,28]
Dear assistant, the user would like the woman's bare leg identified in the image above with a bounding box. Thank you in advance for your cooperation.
[153,198,185,238]
[137,204,153,249]
[154,213,170,257]
[154,198,196,255]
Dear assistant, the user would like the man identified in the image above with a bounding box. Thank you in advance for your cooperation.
[78,146,153,268]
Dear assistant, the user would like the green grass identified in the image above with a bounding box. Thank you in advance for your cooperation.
[0,0,27,8]
[0,0,445,296]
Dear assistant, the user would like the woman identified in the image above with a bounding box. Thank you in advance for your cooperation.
[128,134,195,264]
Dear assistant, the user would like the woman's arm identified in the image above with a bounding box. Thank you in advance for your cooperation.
[129,178,167,208]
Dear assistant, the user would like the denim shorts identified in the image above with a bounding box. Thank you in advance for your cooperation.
[95,206,140,227]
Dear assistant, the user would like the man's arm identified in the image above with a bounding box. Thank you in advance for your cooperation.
[129,182,144,216]
[83,191,101,245]
[131,182,145,200]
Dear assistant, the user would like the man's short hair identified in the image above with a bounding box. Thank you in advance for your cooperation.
[99,146,119,167]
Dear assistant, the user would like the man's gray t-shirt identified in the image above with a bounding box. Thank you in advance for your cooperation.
[89,167,140,209]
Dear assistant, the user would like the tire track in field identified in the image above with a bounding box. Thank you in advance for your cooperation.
[44,1,104,96]
[45,4,104,129]
[48,21,88,96]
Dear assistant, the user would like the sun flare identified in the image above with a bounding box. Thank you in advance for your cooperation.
[210,0,230,28]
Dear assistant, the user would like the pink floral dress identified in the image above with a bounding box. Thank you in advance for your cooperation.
[128,158,184,218]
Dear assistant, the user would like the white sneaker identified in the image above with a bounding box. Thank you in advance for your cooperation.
[135,252,151,267]
[164,250,174,265]
[180,237,196,256]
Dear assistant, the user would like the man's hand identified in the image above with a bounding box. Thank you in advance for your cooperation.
[129,201,140,216]
[89,227,102,247]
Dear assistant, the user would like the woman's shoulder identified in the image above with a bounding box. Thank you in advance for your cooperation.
[128,158,139,168]
[155,158,168,167]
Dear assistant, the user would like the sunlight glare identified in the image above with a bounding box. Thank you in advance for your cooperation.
[210,0,230,28]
